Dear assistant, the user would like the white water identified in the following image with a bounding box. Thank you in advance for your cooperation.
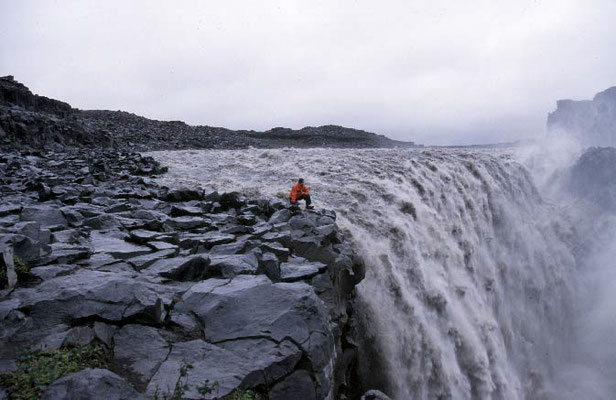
[148,147,582,399]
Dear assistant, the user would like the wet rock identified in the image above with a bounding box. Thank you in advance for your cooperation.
[42,368,147,400]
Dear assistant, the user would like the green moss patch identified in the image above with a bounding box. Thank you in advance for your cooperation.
[0,344,107,400]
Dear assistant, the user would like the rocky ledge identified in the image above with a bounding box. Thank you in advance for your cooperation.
[0,149,365,399]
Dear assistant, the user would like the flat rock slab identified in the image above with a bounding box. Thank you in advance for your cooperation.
[113,324,170,389]
[165,216,208,230]
[209,253,259,278]
[147,338,298,399]
[34,243,91,266]
[90,232,151,260]
[20,205,68,228]
[6,270,166,335]
[175,275,334,371]
[127,249,177,271]
[0,204,21,217]
[280,257,327,282]
[42,368,147,400]
[179,232,235,249]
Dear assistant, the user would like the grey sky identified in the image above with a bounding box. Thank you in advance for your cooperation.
[1,0,615,145]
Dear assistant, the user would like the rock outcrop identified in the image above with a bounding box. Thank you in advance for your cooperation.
[0,149,364,399]
[547,86,616,147]
[0,75,417,151]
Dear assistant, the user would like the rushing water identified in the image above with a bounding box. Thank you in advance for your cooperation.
[148,147,580,399]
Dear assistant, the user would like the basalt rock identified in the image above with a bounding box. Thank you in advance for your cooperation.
[0,148,364,400]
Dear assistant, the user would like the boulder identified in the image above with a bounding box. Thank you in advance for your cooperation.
[175,275,335,372]
[42,368,147,400]
[147,338,300,399]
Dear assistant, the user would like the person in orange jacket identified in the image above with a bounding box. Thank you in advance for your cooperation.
[289,178,313,209]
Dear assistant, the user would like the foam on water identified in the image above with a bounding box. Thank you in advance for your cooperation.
[148,147,578,399]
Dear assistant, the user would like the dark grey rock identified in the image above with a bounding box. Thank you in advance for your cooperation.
[90,232,151,259]
[29,264,78,280]
[35,243,90,265]
[179,231,235,249]
[361,389,394,400]
[259,252,281,282]
[21,205,68,228]
[170,205,203,217]
[176,275,334,371]
[62,326,95,347]
[268,209,292,224]
[208,253,259,277]
[127,249,177,271]
[83,214,120,230]
[93,321,116,347]
[280,257,327,282]
[165,216,207,230]
[269,370,316,400]
[0,204,21,217]
[113,324,170,388]
[142,255,210,281]
[42,368,147,400]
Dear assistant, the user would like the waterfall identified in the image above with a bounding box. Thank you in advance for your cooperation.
[149,148,578,399]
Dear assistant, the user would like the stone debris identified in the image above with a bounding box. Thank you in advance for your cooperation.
[0,148,365,399]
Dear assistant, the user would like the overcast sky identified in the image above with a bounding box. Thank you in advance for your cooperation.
[1,1,616,145]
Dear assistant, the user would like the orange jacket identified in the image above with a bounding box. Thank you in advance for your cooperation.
[289,183,310,202]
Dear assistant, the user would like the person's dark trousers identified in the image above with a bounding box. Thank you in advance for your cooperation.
[297,194,311,206]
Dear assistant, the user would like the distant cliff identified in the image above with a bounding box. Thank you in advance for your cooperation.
[547,86,616,147]
[0,75,417,150]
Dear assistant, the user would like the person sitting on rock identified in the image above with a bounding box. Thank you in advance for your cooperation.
[289,178,313,209]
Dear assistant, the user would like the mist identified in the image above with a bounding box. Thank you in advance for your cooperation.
[2,0,616,145]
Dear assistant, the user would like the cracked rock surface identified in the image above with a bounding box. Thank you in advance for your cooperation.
[0,149,365,399]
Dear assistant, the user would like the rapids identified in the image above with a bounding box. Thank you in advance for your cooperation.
[148,148,579,400]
